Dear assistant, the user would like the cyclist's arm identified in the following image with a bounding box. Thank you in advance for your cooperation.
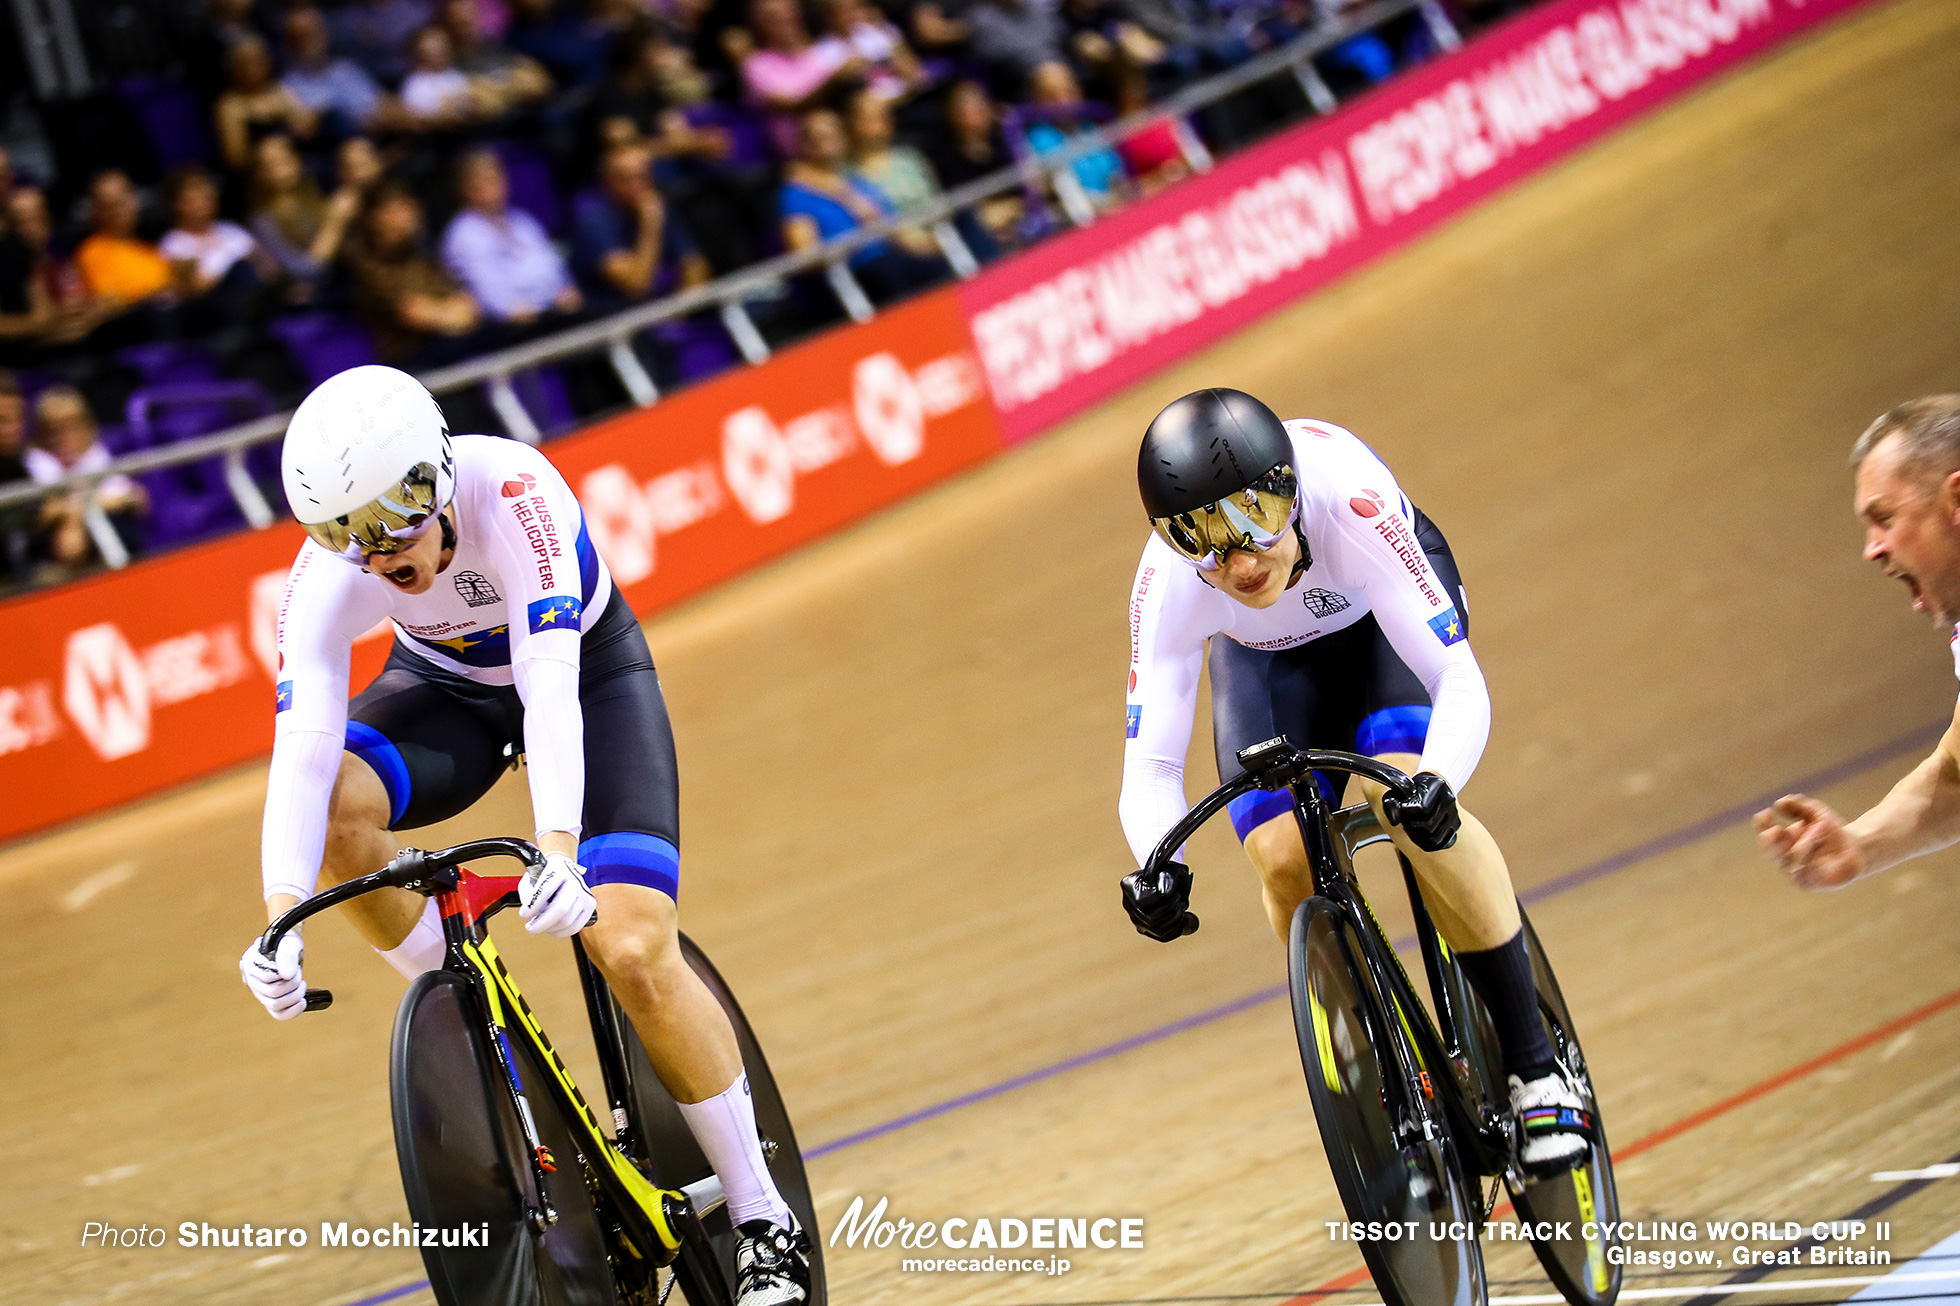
[1840,704,1960,875]
[1119,546,1211,866]
[262,546,390,914]
[1327,502,1489,790]
[482,458,589,850]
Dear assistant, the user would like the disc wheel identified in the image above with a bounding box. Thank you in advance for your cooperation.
[392,969,620,1306]
[1292,897,1487,1306]
[1507,910,1623,1306]
[614,933,826,1305]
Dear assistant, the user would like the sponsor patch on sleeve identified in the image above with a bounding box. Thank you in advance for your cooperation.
[527,595,582,634]
[1427,607,1465,647]
[1126,704,1142,739]
[275,680,293,712]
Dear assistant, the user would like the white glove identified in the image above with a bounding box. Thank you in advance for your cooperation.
[519,852,596,937]
[241,933,307,1020]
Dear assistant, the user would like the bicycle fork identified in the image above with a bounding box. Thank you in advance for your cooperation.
[466,942,563,1234]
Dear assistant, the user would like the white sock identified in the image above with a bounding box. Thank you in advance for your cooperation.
[375,900,446,979]
[675,1072,791,1228]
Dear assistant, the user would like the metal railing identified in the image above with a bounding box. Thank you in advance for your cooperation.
[0,0,1455,570]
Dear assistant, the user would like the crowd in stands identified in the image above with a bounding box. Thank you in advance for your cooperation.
[0,0,1508,585]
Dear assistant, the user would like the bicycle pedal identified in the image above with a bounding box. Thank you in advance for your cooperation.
[536,1145,557,1174]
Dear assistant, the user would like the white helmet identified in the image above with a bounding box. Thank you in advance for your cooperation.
[282,365,454,563]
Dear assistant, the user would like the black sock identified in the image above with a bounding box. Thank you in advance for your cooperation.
[1455,928,1556,1080]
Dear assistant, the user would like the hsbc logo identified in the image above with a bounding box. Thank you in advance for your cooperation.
[63,625,152,760]
[579,349,983,586]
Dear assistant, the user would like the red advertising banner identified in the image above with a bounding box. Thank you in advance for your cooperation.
[547,287,1001,614]
[0,524,395,840]
[0,289,1001,843]
[957,0,1875,441]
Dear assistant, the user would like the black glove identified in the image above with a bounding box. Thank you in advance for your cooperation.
[1121,862,1199,942]
[1381,771,1460,852]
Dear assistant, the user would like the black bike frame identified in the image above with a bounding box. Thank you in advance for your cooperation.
[1143,741,1513,1179]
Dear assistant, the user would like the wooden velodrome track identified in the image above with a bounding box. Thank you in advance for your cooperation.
[7,2,1960,1302]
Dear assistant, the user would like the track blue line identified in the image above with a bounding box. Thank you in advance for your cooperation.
[324,718,1943,1306]
[805,718,1947,1161]
[334,1280,430,1306]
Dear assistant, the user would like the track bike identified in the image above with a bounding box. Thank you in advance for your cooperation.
[1142,737,1621,1306]
[259,838,826,1306]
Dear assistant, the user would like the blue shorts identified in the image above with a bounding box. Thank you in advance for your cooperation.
[1212,507,1467,843]
[344,597,682,900]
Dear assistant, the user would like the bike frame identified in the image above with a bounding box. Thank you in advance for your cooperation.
[1144,742,1516,1182]
[261,841,729,1292]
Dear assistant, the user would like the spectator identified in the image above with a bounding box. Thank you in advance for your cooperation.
[441,149,582,324]
[742,0,867,158]
[281,6,393,137]
[185,0,277,101]
[401,26,483,125]
[780,107,947,303]
[591,25,735,166]
[345,182,485,366]
[331,0,436,85]
[25,386,148,568]
[337,134,390,199]
[1111,60,1189,193]
[848,85,1000,266]
[0,187,99,354]
[248,135,363,300]
[845,87,937,215]
[1022,60,1127,211]
[817,0,930,103]
[214,35,320,174]
[903,0,973,59]
[571,141,711,311]
[1062,0,1167,94]
[75,172,173,307]
[964,0,1067,94]
[161,168,267,298]
[0,374,32,577]
[505,0,613,87]
[439,0,555,112]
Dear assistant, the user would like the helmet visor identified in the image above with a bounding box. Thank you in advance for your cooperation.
[301,460,446,565]
[1150,465,1298,570]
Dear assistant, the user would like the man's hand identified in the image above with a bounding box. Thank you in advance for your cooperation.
[1121,862,1199,942]
[519,852,596,937]
[1382,771,1460,852]
[240,933,308,1020]
[1755,794,1866,890]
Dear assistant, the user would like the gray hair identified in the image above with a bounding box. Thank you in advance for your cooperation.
[1850,395,1960,483]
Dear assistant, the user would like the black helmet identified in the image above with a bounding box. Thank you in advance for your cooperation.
[1139,389,1298,569]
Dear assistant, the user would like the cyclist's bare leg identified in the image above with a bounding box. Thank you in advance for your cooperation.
[263,752,422,948]
[579,882,743,1103]
[583,883,796,1235]
[1240,750,1519,950]
[1352,751,1518,948]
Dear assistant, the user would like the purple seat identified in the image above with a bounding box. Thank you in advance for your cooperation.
[119,77,218,172]
[268,313,378,388]
[650,318,737,386]
[507,366,575,438]
[491,141,566,238]
[126,381,275,548]
[117,341,223,388]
